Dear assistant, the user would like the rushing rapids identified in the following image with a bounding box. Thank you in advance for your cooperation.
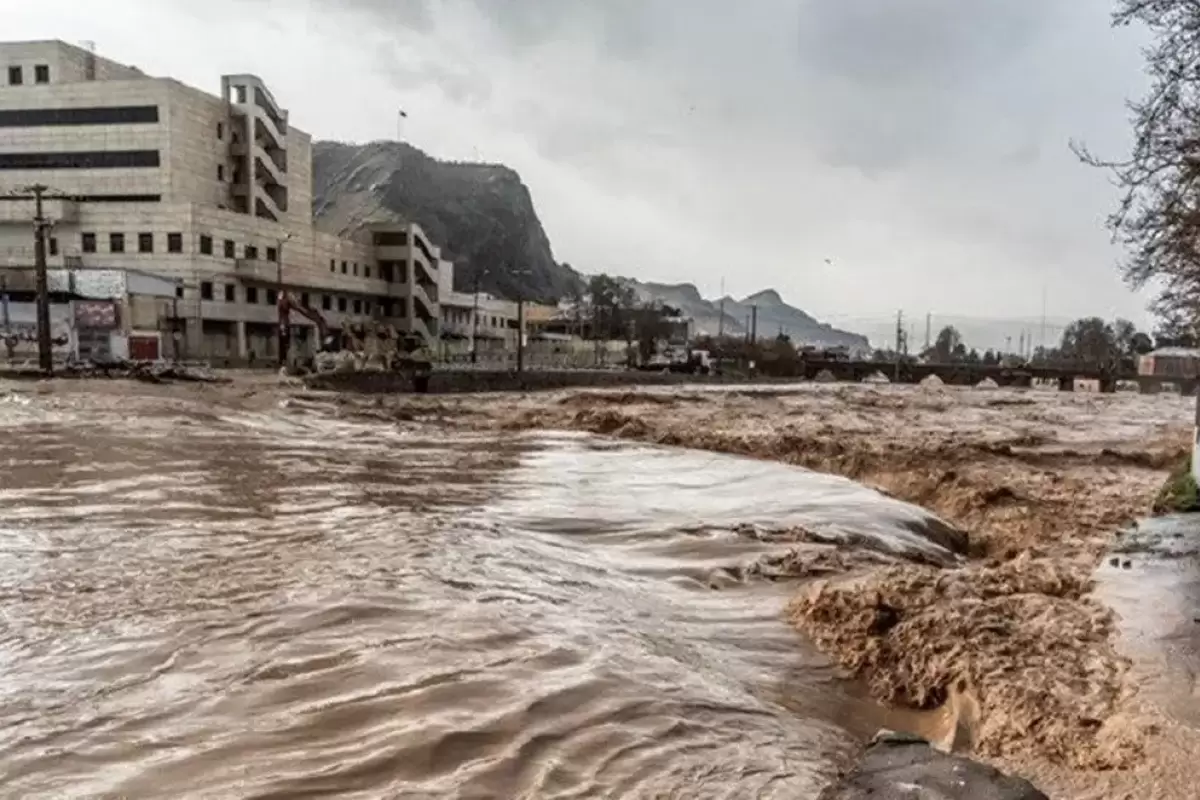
[0,380,963,799]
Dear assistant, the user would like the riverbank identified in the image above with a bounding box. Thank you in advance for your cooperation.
[335,381,1198,797]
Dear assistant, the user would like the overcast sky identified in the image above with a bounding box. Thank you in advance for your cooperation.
[7,0,1152,329]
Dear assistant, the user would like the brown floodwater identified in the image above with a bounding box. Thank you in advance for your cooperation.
[0,384,966,798]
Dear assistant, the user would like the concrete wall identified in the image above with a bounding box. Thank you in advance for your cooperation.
[308,368,796,395]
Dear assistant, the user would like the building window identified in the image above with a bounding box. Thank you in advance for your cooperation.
[353,299,362,314]
[81,232,96,253]
[7,66,21,86]
[397,263,407,283]
[137,232,153,253]
[34,65,49,84]
[200,281,213,301]
[224,284,235,302]
[217,122,224,140]
[48,236,58,256]
[110,233,125,253]
[265,288,278,305]
[373,231,407,247]
[352,263,359,276]
[363,301,372,315]
[329,259,335,272]
[224,239,235,258]
[381,299,394,317]
[364,266,371,279]
[340,260,347,274]
[244,245,258,260]
[167,233,183,253]
[337,297,347,312]
[322,295,331,311]
[199,235,213,255]
[266,246,277,262]
[397,303,407,318]
[175,286,184,299]
[0,106,159,127]
[300,292,310,308]
[0,150,160,170]
[380,263,393,282]
[246,286,259,303]
[217,164,224,182]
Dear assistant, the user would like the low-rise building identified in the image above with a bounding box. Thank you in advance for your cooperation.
[1139,347,1200,380]
[436,260,519,360]
[1,265,177,362]
[0,39,444,364]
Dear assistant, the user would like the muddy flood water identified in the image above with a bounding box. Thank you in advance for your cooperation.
[4,378,1200,799]
[0,382,969,799]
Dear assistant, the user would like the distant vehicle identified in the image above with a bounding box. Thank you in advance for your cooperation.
[799,345,851,362]
[638,347,711,375]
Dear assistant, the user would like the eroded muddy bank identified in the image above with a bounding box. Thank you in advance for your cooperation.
[335,382,1195,791]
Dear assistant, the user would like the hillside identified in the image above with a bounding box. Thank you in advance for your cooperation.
[631,281,869,351]
[310,141,868,349]
[310,141,580,302]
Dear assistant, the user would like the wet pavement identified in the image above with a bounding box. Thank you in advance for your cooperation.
[1097,515,1200,729]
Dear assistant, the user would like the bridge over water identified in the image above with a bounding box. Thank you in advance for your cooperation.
[799,359,1193,395]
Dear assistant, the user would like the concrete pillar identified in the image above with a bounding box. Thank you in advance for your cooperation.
[235,320,248,361]
[184,318,203,361]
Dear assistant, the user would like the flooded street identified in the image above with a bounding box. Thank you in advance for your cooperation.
[0,382,961,799]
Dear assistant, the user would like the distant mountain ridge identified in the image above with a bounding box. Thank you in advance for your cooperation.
[630,280,869,350]
[310,140,868,349]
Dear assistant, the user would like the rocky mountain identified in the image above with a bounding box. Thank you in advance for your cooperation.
[310,141,581,302]
[310,141,869,350]
[631,281,869,351]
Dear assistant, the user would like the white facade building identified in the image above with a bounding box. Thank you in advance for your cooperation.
[436,259,519,357]
[0,40,442,364]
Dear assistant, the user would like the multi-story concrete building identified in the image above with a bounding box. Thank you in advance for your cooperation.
[0,40,442,364]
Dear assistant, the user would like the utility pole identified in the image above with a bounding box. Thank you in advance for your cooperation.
[750,304,758,345]
[894,310,904,382]
[509,266,531,373]
[718,277,726,339]
[924,312,932,351]
[471,268,483,365]
[516,293,525,373]
[275,233,292,367]
[31,185,53,375]
[1040,283,1047,350]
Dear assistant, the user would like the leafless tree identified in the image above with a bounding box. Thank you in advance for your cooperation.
[1073,1,1200,336]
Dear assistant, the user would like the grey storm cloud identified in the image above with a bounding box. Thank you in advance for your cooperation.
[286,0,1151,319]
[327,0,1107,175]
[6,0,1151,324]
